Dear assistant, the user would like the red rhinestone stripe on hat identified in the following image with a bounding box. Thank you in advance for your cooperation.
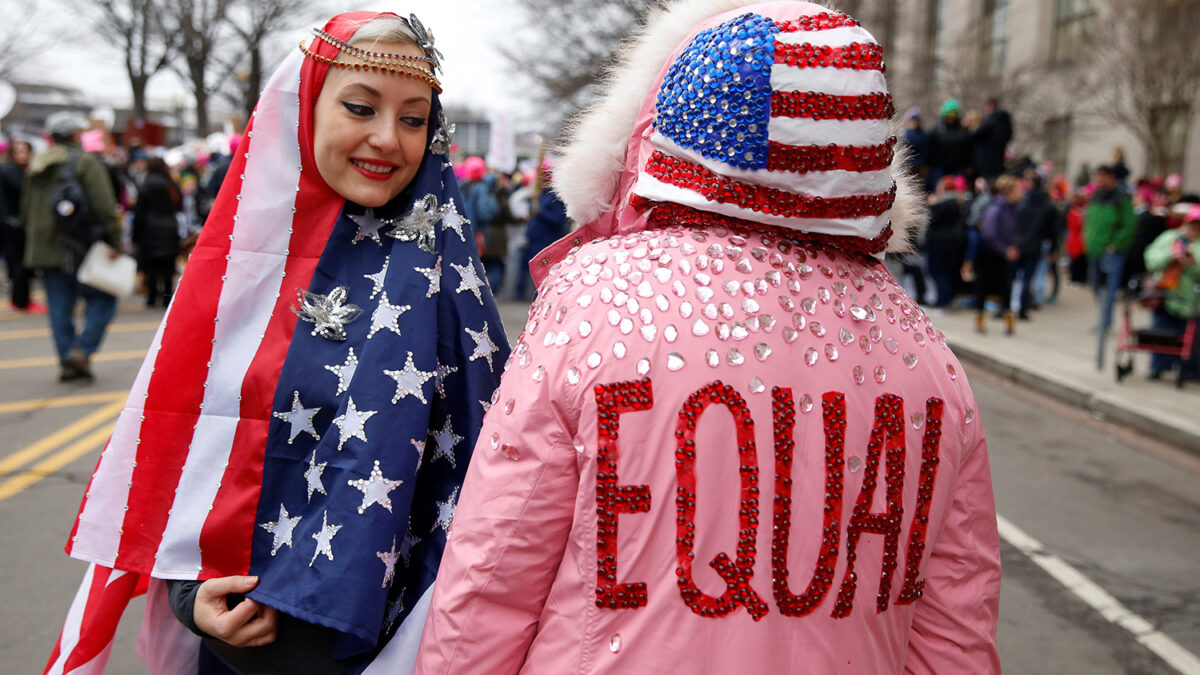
[772,389,845,616]
[897,397,944,605]
[771,91,895,121]
[775,42,885,71]
[832,394,906,618]
[632,197,895,257]
[594,379,654,610]
[776,13,861,32]
[766,138,896,174]
[643,152,896,221]
[674,381,769,620]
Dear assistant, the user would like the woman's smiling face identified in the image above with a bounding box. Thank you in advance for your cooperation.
[312,41,433,207]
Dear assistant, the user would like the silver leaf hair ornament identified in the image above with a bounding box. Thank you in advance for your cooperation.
[403,14,443,74]
[294,286,364,341]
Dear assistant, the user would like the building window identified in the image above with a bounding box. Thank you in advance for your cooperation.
[978,0,1010,77]
[1043,117,1071,175]
[1052,0,1095,66]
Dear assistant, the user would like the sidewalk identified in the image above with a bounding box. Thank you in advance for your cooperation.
[932,283,1200,454]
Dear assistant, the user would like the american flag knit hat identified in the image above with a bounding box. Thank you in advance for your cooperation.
[553,0,924,266]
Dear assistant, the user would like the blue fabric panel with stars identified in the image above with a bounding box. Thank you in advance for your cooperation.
[247,119,509,663]
[654,12,777,170]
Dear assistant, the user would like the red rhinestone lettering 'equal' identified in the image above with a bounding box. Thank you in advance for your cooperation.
[770,91,895,122]
[590,376,946,619]
[897,397,944,605]
[771,389,845,616]
[594,379,654,610]
[674,382,769,620]
[832,394,906,618]
[643,152,897,221]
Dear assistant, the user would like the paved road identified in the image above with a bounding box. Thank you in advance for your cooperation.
[2,300,1197,673]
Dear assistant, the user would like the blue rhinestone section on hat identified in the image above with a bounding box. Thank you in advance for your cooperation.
[654,13,777,171]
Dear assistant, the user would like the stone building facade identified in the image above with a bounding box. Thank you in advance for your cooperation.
[848,0,1200,190]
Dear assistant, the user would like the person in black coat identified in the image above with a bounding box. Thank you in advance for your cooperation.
[1124,192,1168,293]
[900,109,930,190]
[1,139,40,311]
[971,98,1013,182]
[1014,174,1059,319]
[927,99,972,189]
[132,157,181,307]
[924,176,967,308]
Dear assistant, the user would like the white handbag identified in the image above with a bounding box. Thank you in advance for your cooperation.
[77,241,138,298]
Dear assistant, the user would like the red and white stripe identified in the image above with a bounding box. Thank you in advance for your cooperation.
[66,44,350,584]
[53,46,353,674]
[153,46,306,577]
[68,50,307,578]
[634,9,897,244]
[45,564,148,675]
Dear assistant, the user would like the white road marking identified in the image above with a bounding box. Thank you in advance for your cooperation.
[997,514,1200,675]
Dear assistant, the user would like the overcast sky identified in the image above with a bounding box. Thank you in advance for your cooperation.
[20,0,532,120]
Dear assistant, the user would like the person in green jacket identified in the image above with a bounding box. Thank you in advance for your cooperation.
[18,112,123,382]
[1083,165,1137,369]
[1143,205,1200,380]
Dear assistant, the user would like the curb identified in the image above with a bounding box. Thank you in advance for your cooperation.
[949,341,1200,456]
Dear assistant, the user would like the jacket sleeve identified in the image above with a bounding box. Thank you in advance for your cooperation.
[416,332,581,674]
[165,579,211,638]
[79,154,122,248]
[1143,230,1176,273]
[903,415,1001,674]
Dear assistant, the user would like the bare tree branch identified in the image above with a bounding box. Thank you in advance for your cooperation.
[0,1,52,81]
[499,0,658,135]
[69,0,179,120]
[164,0,234,135]
[1072,0,1200,175]
[218,0,332,122]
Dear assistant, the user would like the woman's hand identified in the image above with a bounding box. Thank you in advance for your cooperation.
[960,261,975,282]
[193,576,278,647]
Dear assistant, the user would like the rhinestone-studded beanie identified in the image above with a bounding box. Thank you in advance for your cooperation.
[555,0,924,255]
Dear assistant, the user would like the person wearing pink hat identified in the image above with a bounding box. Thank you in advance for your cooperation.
[416,2,1000,673]
[1144,204,1200,380]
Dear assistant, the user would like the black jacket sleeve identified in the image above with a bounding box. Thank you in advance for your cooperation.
[166,579,211,638]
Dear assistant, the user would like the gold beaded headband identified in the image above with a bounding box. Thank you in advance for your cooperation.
[300,28,442,92]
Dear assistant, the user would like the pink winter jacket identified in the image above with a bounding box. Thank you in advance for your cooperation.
[416,228,1000,674]
[417,2,1000,673]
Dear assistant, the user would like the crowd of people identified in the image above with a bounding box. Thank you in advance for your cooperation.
[454,154,569,302]
[0,116,244,382]
[898,99,1200,379]
[1,117,570,383]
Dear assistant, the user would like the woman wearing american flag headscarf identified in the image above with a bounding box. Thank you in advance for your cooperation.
[46,10,508,674]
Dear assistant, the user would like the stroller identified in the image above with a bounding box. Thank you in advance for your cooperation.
[1114,283,1200,388]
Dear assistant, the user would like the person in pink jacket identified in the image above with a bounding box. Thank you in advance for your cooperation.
[416,1,1002,673]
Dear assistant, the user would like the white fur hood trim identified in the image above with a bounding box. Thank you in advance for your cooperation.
[554,0,925,254]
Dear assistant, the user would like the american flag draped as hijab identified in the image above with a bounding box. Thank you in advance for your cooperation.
[47,11,509,673]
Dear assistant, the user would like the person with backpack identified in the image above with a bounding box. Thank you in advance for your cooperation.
[19,112,122,382]
[132,157,182,307]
